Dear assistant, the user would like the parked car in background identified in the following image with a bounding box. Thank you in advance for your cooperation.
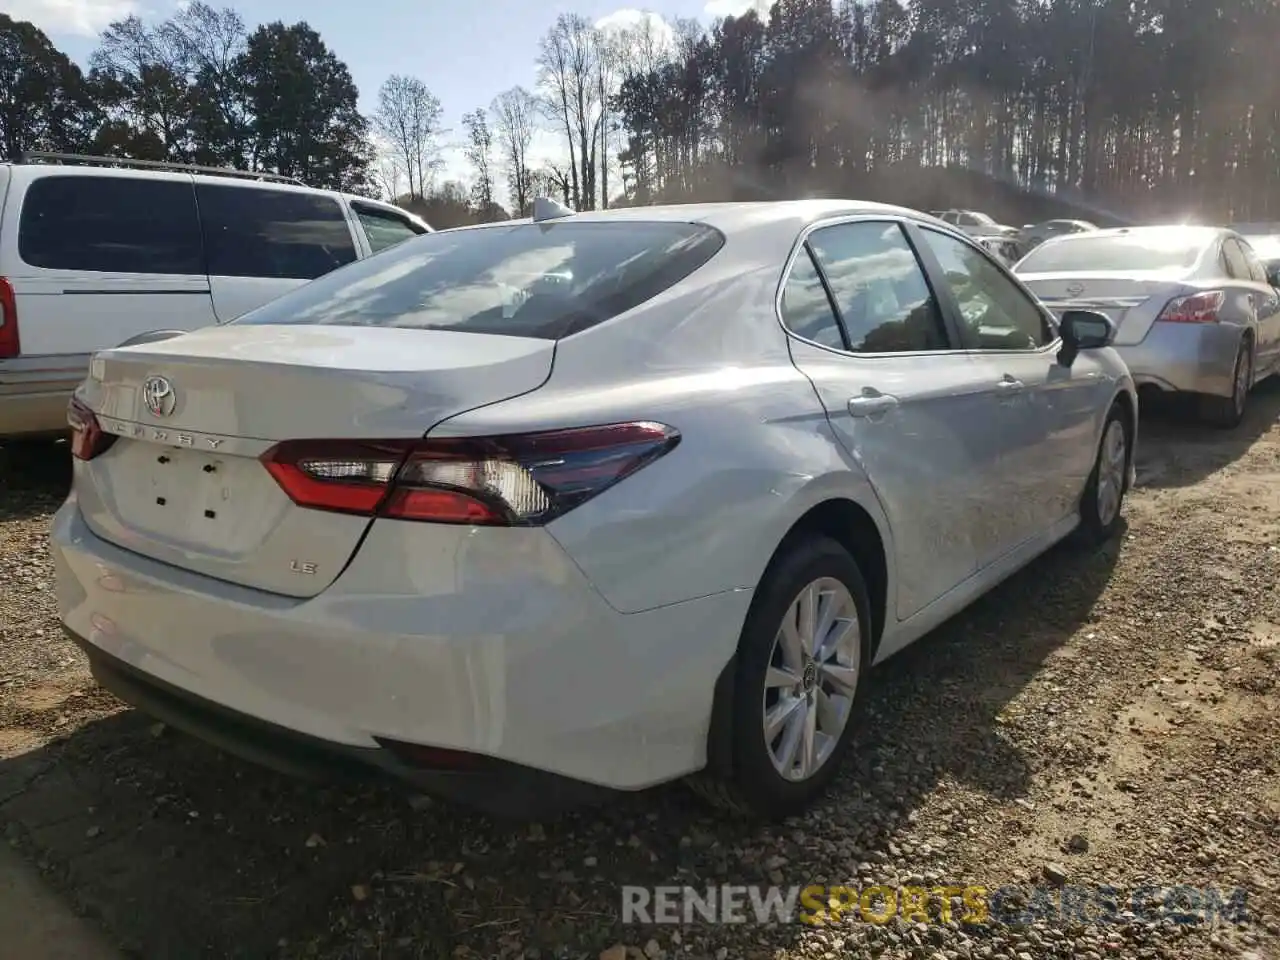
[1014,225,1280,427]
[53,198,1136,821]
[933,209,1022,243]
[975,235,1022,265]
[1018,219,1097,252]
[0,153,432,439]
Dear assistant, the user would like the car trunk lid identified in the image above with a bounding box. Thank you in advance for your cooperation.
[73,324,554,597]
[1017,272,1193,346]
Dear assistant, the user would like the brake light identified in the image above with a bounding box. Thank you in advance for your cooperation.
[1157,290,1224,323]
[67,397,117,460]
[260,422,681,526]
[0,277,18,359]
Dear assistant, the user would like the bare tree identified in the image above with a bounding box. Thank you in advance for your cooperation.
[490,86,537,215]
[371,142,403,201]
[161,2,244,75]
[594,32,620,208]
[537,14,603,210]
[373,75,443,200]
[91,14,193,157]
[539,162,573,206]
[612,15,670,79]
[462,109,495,216]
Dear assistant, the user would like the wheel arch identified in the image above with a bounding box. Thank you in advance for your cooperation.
[704,493,892,778]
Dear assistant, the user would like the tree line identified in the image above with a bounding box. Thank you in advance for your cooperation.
[4,1,1280,226]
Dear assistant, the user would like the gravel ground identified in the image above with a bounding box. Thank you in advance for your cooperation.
[0,392,1278,960]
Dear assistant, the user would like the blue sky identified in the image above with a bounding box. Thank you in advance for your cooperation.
[12,0,773,189]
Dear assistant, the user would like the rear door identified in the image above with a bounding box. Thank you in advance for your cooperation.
[782,218,1003,622]
[196,182,360,321]
[3,170,216,356]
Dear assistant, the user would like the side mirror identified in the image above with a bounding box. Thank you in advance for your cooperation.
[1057,309,1114,367]
[1267,265,1280,287]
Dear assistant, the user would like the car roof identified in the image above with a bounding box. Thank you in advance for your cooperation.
[1039,224,1226,246]
[1,158,349,200]
[442,199,945,235]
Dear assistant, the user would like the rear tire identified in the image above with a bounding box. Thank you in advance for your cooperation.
[688,536,871,819]
[1077,403,1132,546]
[1198,336,1252,429]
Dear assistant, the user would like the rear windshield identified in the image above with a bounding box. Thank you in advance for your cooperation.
[230,220,725,339]
[1017,234,1205,273]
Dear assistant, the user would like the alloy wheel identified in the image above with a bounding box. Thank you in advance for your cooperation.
[1095,419,1127,527]
[761,577,860,782]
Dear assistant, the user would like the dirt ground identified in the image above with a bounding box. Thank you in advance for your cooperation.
[0,389,1277,960]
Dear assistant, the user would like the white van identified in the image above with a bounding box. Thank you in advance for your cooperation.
[0,153,431,438]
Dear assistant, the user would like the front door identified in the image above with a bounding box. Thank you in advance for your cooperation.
[912,225,1102,556]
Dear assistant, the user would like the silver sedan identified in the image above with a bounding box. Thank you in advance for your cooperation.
[53,200,1138,819]
[1014,226,1280,427]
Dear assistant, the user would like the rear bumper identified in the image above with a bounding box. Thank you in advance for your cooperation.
[65,624,614,818]
[0,355,88,437]
[1117,322,1243,398]
[52,499,748,804]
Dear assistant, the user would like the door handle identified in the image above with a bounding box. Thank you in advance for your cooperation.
[848,392,899,418]
[995,377,1025,393]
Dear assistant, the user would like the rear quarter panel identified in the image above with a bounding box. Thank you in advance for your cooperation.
[429,239,896,615]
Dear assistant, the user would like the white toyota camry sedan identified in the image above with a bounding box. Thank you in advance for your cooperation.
[52,199,1137,820]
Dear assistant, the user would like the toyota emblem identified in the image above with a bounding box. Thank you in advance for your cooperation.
[1065,282,1085,297]
[142,375,176,418]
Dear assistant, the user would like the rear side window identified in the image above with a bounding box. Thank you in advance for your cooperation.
[197,184,358,280]
[18,175,203,274]
[352,202,425,254]
[780,248,845,350]
[1222,240,1250,280]
[231,221,725,340]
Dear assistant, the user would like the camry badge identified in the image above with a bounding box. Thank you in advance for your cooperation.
[142,375,176,418]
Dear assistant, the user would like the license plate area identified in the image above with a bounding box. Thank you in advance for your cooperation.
[145,447,231,526]
[98,440,277,554]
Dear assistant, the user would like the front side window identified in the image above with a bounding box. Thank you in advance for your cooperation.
[231,220,725,340]
[806,221,949,353]
[19,175,203,275]
[353,202,425,254]
[921,228,1053,350]
[197,184,358,280]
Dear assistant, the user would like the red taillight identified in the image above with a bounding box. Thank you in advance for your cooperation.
[1157,290,1224,323]
[67,397,116,461]
[261,441,410,514]
[0,277,18,359]
[260,422,681,526]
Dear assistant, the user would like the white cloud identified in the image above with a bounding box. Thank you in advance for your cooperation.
[595,8,675,45]
[7,0,139,37]
[704,0,775,20]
